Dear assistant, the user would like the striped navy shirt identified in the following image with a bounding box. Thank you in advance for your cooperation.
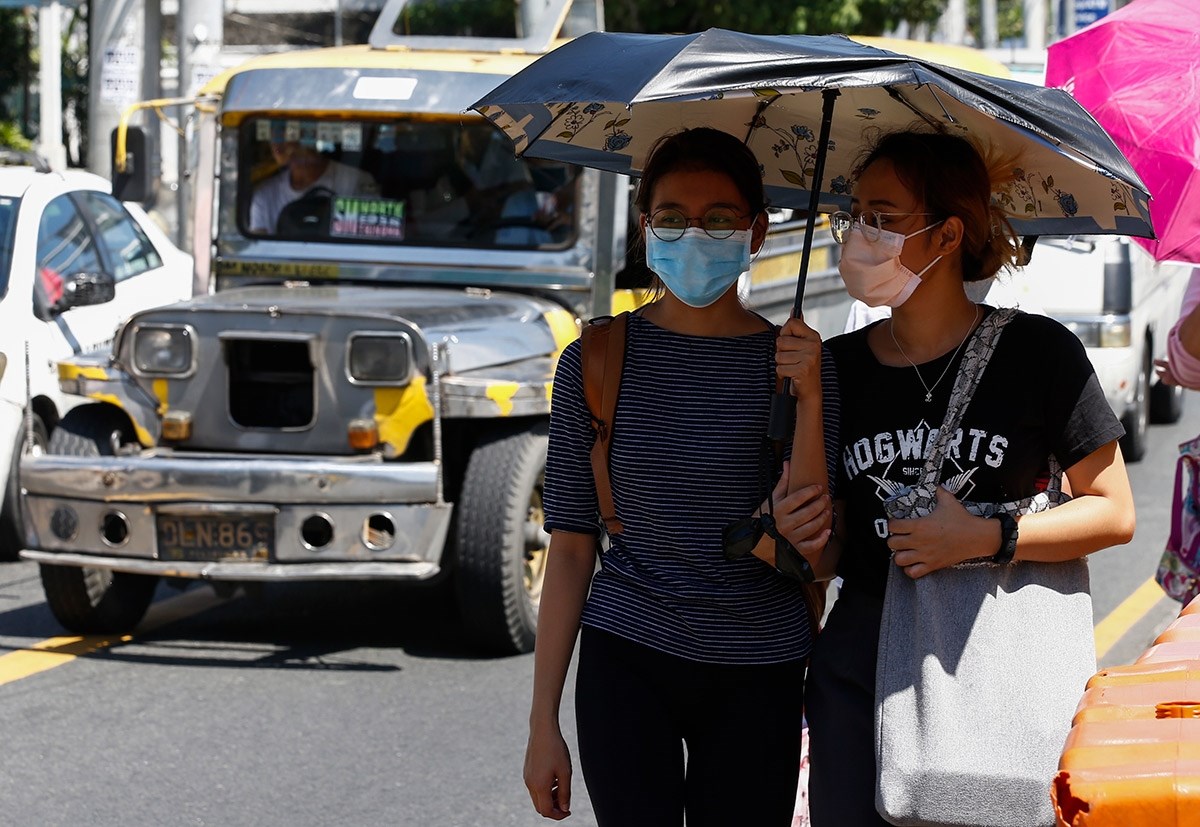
[544,313,841,665]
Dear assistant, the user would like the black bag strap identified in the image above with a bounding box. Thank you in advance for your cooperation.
[918,307,1018,487]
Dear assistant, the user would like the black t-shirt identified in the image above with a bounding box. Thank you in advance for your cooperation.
[826,307,1124,599]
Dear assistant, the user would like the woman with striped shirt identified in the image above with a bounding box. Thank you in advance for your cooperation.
[523,127,841,826]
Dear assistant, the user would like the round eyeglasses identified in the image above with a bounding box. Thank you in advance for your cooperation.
[647,208,748,242]
[829,210,936,244]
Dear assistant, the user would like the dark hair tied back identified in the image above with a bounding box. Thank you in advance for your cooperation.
[635,127,766,217]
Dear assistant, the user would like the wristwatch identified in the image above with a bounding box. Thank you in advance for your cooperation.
[991,513,1019,564]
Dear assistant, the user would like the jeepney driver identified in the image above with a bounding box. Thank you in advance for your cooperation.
[249,140,379,235]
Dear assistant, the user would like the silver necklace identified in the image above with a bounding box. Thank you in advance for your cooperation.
[889,306,980,403]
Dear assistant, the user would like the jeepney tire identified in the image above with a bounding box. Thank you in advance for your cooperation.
[39,564,157,634]
[47,404,135,458]
[453,420,548,656]
[40,404,158,633]
[1120,346,1151,463]
[0,412,48,561]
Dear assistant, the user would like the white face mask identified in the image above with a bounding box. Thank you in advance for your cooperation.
[838,220,944,308]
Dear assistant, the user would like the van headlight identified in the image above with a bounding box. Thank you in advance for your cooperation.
[133,325,194,375]
[348,333,412,384]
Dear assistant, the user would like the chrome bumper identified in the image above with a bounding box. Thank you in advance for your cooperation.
[20,452,454,579]
[18,550,439,581]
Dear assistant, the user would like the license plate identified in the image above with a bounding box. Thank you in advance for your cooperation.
[156,513,274,562]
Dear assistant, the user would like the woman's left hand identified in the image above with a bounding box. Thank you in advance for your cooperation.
[776,315,823,398]
[886,487,1000,578]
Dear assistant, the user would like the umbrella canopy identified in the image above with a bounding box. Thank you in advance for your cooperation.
[1046,0,1200,263]
[472,28,1153,241]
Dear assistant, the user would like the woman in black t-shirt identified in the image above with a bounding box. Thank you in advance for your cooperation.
[797,131,1136,826]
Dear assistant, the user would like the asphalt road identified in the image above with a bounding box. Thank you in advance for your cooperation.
[0,399,1194,827]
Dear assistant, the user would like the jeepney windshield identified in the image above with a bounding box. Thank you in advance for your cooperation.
[240,116,579,250]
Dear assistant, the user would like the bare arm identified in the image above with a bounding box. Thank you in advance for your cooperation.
[888,440,1134,577]
[524,530,596,820]
[1012,440,1135,562]
[776,316,835,576]
[1157,268,1200,387]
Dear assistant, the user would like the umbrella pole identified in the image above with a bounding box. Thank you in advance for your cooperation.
[768,88,839,442]
[792,88,839,316]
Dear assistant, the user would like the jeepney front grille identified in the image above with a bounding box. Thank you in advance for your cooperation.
[226,339,315,429]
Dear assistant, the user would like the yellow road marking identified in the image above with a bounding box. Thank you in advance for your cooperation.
[0,585,222,688]
[1094,576,1167,660]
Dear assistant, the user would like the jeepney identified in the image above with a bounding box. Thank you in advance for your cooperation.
[19,0,847,654]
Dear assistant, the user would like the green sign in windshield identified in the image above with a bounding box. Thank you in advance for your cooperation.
[332,197,406,240]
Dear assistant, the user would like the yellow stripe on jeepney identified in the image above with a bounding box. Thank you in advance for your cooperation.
[375,378,434,456]
[543,308,579,359]
[849,37,1012,79]
[750,251,806,287]
[611,289,654,315]
[152,379,169,416]
[57,363,109,382]
[204,44,557,99]
[486,382,520,417]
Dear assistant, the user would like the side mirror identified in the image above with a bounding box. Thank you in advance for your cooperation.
[111,125,152,203]
[55,272,117,312]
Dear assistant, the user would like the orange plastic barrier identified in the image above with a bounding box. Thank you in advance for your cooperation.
[1053,595,1200,826]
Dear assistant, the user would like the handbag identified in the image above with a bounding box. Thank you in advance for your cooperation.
[1155,435,1200,605]
[875,307,1096,827]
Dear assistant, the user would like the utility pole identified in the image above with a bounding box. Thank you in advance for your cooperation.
[937,0,968,45]
[38,2,66,170]
[140,0,162,205]
[175,0,223,251]
[87,0,145,179]
[981,0,999,48]
[1024,0,1048,50]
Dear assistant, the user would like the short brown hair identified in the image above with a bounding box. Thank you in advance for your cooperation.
[854,131,1020,282]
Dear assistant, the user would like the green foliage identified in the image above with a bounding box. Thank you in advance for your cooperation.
[967,0,1025,43]
[0,10,34,123]
[0,121,33,151]
[605,0,951,35]
[392,0,517,37]
[606,0,812,33]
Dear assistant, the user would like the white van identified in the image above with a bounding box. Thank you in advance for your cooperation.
[999,235,1190,461]
[0,163,192,557]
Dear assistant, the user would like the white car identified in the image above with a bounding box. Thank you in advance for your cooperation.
[0,161,192,557]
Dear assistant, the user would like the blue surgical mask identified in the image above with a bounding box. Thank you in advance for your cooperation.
[646,228,752,308]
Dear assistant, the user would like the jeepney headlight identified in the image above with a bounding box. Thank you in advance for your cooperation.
[348,333,412,385]
[133,325,194,375]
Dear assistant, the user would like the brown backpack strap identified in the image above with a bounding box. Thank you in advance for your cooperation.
[580,312,629,535]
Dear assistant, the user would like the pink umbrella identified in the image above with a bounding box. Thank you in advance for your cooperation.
[1046,0,1200,261]
[1046,0,1200,262]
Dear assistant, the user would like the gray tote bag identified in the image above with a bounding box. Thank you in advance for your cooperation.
[875,308,1096,827]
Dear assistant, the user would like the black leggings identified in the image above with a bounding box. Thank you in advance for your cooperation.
[574,626,806,827]
[805,586,890,827]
